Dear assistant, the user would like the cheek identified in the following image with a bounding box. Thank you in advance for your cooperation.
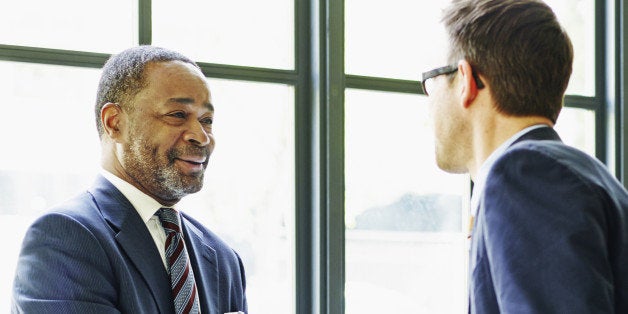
[154,129,183,148]
[428,98,446,131]
[208,133,216,150]
[432,102,459,141]
[132,135,176,162]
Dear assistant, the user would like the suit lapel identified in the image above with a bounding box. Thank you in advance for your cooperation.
[89,176,174,314]
[182,217,219,314]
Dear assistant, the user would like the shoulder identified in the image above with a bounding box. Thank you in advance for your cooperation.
[31,190,105,231]
[484,139,627,222]
[499,140,593,172]
[21,184,128,253]
[476,139,627,313]
[13,192,123,312]
[21,191,111,251]
[32,191,98,225]
[17,191,115,275]
[491,140,619,194]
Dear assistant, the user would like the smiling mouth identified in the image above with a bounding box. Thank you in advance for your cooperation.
[181,161,203,168]
[180,160,204,165]
[173,158,207,175]
[176,156,207,164]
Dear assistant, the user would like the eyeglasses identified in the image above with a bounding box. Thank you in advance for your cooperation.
[420,64,485,96]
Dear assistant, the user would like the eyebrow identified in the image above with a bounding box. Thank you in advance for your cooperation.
[168,97,214,111]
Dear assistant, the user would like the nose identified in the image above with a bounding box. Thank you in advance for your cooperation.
[184,120,213,147]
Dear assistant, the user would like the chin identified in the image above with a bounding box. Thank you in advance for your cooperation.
[186,184,203,194]
[157,178,204,201]
[185,177,205,193]
[435,158,461,174]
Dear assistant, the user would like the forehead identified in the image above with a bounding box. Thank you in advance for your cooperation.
[144,60,206,84]
[140,61,212,103]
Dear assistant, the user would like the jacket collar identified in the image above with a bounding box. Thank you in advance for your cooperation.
[88,175,174,314]
[511,125,562,145]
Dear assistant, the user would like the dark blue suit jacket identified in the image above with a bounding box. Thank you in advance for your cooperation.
[469,127,628,313]
[12,175,247,314]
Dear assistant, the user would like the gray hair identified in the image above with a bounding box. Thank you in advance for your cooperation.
[94,46,200,136]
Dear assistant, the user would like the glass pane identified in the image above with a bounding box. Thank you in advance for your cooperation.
[546,0,596,96]
[345,0,450,80]
[345,90,469,313]
[0,62,102,310]
[0,0,136,53]
[555,107,596,156]
[152,0,294,69]
[180,80,295,313]
[345,0,595,96]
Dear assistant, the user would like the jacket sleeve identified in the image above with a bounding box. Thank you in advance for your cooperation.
[12,212,121,314]
[236,250,248,313]
[483,147,615,313]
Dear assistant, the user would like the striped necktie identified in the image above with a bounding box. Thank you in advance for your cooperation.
[157,208,201,314]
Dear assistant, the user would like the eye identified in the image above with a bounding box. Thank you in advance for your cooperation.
[168,111,187,119]
[200,116,213,126]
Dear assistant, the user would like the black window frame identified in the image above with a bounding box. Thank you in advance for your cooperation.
[0,0,624,313]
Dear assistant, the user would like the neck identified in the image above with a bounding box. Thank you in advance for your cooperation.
[468,115,552,179]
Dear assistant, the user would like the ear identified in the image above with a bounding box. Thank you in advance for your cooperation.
[457,60,481,108]
[101,103,124,142]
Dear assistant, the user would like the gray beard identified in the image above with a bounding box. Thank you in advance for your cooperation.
[122,138,206,202]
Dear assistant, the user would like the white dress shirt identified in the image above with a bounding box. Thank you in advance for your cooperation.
[101,170,175,269]
[469,124,551,217]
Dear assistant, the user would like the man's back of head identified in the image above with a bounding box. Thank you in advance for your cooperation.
[442,0,573,123]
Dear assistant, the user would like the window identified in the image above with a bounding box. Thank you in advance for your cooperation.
[0,61,101,306]
[345,90,468,313]
[152,0,294,69]
[345,0,450,80]
[0,0,621,313]
[344,2,467,312]
[547,0,596,96]
[0,0,136,53]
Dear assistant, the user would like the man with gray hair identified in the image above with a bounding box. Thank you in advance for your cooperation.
[13,46,247,314]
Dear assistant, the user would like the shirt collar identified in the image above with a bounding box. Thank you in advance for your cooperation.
[100,169,166,223]
[470,124,550,216]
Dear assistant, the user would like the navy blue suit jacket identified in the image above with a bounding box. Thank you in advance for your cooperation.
[12,175,247,314]
[469,127,628,313]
